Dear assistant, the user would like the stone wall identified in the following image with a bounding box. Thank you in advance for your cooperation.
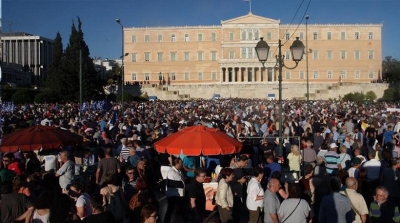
[131,82,389,100]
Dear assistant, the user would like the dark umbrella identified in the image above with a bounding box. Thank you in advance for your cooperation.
[1,125,83,153]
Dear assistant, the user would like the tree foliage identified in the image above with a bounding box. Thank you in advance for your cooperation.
[381,88,399,101]
[45,18,104,102]
[382,56,400,83]
[342,92,365,102]
[12,89,38,104]
[365,91,377,101]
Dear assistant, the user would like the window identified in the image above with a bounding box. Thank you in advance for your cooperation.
[327,71,333,79]
[299,71,304,79]
[241,48,246,58]
[157,52,163,62]
[285,32,290,40]
[242,31,246,40]
[327,32,332,40]
[157,34,162,42]
[255,30,259,40]
[211,72,217,80]
[340,50,347,59]
[212,33,216,41]
[354,50,360,60]
[145,35,149,42]
[171,34,176,42]
[229,51,235,59]
[184,52,190,61]
[198,33,203,41]
[326,50,333,60]
[313,71,318,79]
[144,52,150,62]
[145,73,150,81]
[285,51,290,60]
[197,51,203,61]
[211,51,217,61]
[355,70,360,79]
[341,32,346,40]
[131,53,137,62]
[184,34,189,42]
[267,32,272,40]
[368,50,374,59]
[368,32,373,40]
[184,72,189,80]
[170,52,176,61]
[368,70,374,79]
[248,48,253,58]
[171,72,176,81]
[131,35,136,43]
[313,32,318,40]
[341,70,347,79]
[299,32,304,40]
[248,31,253,41]
[198,72,203,80]
[355,32,360,40]
[268,51,273,59]
[285,71,291,79]
[229,32,234,41]
[131,73,136,81]
[313,50,319,60]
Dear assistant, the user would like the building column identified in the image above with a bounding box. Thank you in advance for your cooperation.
[259,67,262,82]
[233,67,236,83]
[220,67,224,83]
[225,68,228,83]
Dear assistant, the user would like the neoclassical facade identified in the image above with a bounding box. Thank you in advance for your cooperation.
[123,12,382,84]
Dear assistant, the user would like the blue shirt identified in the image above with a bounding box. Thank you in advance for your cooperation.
[383,130,394,144]
[264,162,282,181]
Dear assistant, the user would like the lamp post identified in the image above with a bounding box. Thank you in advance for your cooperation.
[306,15,310,103]
[116,18,125,113]
[255,37,305,157]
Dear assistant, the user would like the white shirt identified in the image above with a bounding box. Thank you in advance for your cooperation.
[166,166,185,197]
[362,159,381,181]
[246,177,264,211]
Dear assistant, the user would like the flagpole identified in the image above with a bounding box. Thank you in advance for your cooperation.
[249,0,252,13]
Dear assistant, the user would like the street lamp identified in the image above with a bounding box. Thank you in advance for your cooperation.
[306,15,310,103]
[255,37,305,157]
[116,18,125,113]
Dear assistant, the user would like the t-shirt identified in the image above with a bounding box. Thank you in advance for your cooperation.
[57,160,75,189]
[278,199,310,223]
[187,180,206,213]
[76,193,92,220]
[44,155,57,171]
[263,189,280,223]
[0,193,33,223]
[97,157,120,185]
[82,212,115,223]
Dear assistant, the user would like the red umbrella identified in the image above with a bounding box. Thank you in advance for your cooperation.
[1,125,83,153]
[154,125,242,156]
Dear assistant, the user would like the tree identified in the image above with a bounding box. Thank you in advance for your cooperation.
[365,91,377,101]
[381,88,399,101]
[382,56,400,83]
[342,92,365,102]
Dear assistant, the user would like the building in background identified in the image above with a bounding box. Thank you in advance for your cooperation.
[123,12,382,85]
[1,32,54,86]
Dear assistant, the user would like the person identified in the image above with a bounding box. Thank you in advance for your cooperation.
[230,154,250,223]
[319,176,355,223]
[287,145,302,173]
[369,186,400,223]
[25,191,52,223]
[25,152,41,175]
[341,177,369,223]
[380,158,400,208]
[362,150,381,190]
[140,204,159,223]
[3,152,23,175]
[263,154,281,183]
[215,167,234,223]
[339,145,352,170]
[302,140,317,167]
[1,181,34,223]
[246,167,264,223]
[96,146,121,187]
[123,166,137,201]
[278,184,310,223]
[82,194,115,223]
[185,167,207,223]
[324,143,341,176]
[100,174,126,222]
[164,157,185,223]
[69,182,92,220]
[129,178,157,223]
[55,150,75,193]
[263,178,281,223]
[348,157,362,178]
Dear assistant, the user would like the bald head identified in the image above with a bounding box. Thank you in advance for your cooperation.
[268,178,281,193]
[345,177,358,190]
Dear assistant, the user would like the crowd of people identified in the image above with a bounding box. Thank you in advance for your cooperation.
[0,99,400,223]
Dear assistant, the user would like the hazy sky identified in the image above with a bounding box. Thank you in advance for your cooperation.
[3,0,399,60]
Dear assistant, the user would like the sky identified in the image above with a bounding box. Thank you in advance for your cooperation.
[2,0,400,60]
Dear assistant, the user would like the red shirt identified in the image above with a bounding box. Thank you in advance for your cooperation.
[7,161,22,175]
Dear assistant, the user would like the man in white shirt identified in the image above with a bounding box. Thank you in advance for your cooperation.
[164,158,185,223]
[361,150,381,189]
[246,167,265,223]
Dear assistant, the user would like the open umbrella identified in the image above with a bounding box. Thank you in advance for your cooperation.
[1,125,83,153]
[154,125,242,156]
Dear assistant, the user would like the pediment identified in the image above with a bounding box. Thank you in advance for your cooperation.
[221,12,280,25]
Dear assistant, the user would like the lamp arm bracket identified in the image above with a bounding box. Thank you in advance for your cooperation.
[283,61,299,70]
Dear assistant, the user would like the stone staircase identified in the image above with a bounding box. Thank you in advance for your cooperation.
[140,84,191,100]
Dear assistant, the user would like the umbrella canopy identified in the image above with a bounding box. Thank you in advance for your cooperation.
[154,125,242,156]
[1,125,83,153]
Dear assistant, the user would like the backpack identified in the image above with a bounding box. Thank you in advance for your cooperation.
[129,192,141,211]
[105,187,125,221]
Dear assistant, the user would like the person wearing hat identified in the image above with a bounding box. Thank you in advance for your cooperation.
[324,143,341,176]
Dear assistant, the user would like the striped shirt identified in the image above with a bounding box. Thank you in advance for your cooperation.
[369,200,400,223]
[324,151,340,175]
